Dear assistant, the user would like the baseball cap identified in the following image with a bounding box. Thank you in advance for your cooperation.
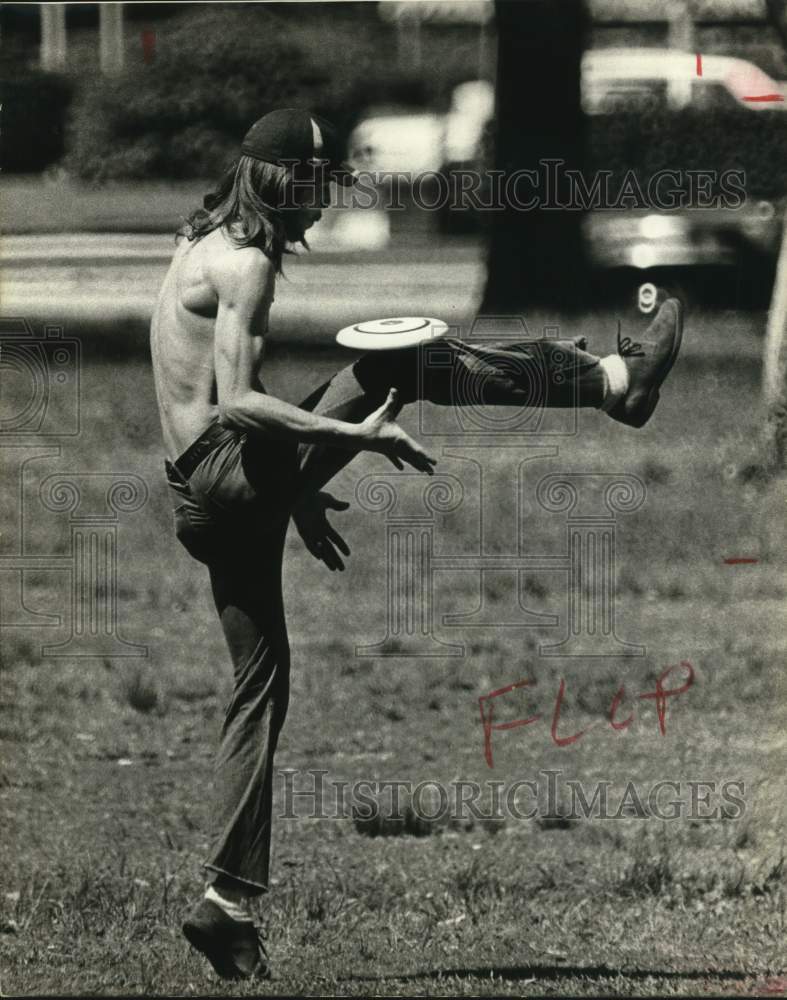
[241,108,358,185]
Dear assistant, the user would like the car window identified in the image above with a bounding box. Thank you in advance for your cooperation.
[584,79,668,115]
[691,80,741,111]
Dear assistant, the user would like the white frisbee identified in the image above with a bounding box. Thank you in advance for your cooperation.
[336,316,449,351]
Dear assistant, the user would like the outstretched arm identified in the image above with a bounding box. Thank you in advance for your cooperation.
[210,247,436,473]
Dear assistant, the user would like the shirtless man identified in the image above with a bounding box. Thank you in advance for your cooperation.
[150,108,683,980]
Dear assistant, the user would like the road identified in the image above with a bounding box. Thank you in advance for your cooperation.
[1,234,486,342]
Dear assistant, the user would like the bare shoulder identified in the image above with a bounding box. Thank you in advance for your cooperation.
[204,234,274,308]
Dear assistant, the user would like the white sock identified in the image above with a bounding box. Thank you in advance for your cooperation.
[598,354,630,412]
[205,884,254,923]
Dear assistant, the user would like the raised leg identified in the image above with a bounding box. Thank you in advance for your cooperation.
[292,335,605,502]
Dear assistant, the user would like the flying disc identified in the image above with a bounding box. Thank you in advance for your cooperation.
[336,316,449,351]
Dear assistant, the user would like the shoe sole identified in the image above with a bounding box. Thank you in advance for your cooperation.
[642,298,684,425]
[625,298,684,428]
[183,918,271,981]
[182,919,242,980]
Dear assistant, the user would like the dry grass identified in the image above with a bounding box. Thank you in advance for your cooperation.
[1,311,785,995]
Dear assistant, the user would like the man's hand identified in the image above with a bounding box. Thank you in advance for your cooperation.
[293,491,351,571]
[360,388,437,474]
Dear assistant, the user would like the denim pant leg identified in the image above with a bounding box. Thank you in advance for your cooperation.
[167,435,295,895]
[203,522,290,895]
[293,336,605,498]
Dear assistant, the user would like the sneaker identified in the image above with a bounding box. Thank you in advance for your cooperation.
[607,297,683,428]
[182,898,270,980]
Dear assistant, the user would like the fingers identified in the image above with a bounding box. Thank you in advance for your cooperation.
[417,446,438,471]
[383,386,403,420]
[319,538,345,571]
[388,443,435,474]
[408,452,436,475]
[400,437,437,475]
[326,525,350,557]
[305,539,323,561]
[324,495,350,511]
[304,527,349,570]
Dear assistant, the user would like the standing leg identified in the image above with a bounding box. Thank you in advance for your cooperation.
[202,523,290,895]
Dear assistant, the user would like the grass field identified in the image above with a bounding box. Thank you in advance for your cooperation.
[1,308,786,996]
[0,176,207,234]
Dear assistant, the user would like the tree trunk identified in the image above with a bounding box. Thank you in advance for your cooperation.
[762,206,787,472]
[481,0,588,314]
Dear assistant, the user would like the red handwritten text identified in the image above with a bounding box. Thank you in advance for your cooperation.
[479,662,695,768]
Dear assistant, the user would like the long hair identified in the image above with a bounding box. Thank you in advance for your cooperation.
[178,156,301,273]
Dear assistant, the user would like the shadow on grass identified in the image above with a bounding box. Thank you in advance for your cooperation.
[341,961,757,985]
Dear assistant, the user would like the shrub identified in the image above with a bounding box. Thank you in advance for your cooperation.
[63,5,432,180]
[1,70,73,172]
[586,107,787,199]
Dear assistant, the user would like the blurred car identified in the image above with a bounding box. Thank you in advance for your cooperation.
[434,52,786,302]
[348,108,447,175]
[585,201,781,270]
[442,79,495,163]
[583,48,787,114]
[581,49,785,304]
[583,200,783,307]
[347,82,495,177]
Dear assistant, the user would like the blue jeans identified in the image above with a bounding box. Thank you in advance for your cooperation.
[165,337,603,892]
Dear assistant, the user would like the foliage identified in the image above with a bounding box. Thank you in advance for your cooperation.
[0,70,73,173]
[587,108,787,199]
[63,5,467,181]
